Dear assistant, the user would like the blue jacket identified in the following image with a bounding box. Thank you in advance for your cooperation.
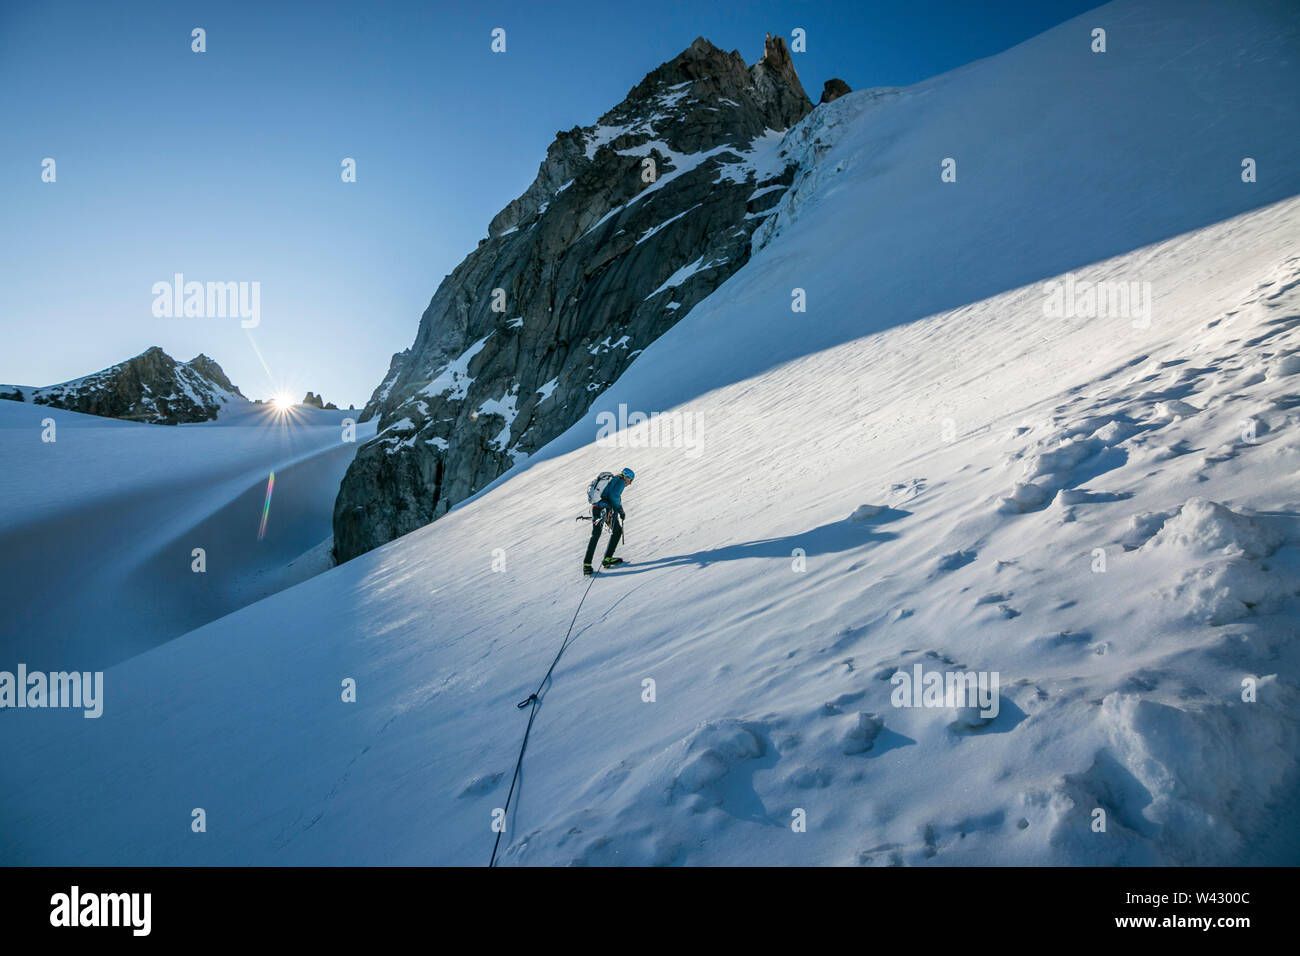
[599,475,628,515]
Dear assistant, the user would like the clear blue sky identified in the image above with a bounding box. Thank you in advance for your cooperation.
[0,0,1101,407]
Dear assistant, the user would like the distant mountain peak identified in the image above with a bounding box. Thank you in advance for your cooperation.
[0,347,247,424]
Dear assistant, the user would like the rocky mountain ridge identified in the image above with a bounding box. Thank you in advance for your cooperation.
[0,347,247,425]
[334,34,845,561]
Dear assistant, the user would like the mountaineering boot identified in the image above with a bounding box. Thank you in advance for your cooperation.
[602,557,625,568]
[583,563,594,576]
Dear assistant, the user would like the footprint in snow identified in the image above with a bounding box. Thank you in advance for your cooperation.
[1033,629,1093,650]
[924,649,960,665]
[933,549,977,575]
[976,593,1022,619]
[819,690,868,715]
[788,765,833,790]
[1124,669,1164,693]
[856,842,905,867]
[460,771,505,797]
[921,823,938,859]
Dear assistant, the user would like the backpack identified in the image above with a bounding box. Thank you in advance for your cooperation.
[587,471,615,505]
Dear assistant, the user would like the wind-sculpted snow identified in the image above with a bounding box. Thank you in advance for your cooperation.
[5,198,1295,865]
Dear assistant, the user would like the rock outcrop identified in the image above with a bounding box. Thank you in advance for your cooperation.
[303,391,339,410]
[819,78,852,104]
[0,348,247,424]
[333,34,817,561]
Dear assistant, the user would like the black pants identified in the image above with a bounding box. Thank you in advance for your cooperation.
[584,505,623,564]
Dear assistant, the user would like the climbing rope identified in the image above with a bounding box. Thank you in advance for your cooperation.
[489,570,600,867]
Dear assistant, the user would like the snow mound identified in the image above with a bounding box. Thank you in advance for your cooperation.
[1165,561,1290,626]
[999,480,1051,514]
[1046,692,1299,865]
[1143,498,1283,560]
[1152,399,1200,421]
[674,719,766,795]
[840,711,884,754]
[1139,499,1294,626]
[848,504,886,521]
[1270,353,1300,379]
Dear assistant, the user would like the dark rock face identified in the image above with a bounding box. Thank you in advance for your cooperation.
[0,347,246,424]
[819,78,852,104]
[186,353,245,398]
[333,34,815,561]
[302,391,338,410]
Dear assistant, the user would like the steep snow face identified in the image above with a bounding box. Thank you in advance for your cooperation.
[3,0,1299,866]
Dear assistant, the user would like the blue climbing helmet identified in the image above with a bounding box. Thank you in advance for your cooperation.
[620,467,635,483]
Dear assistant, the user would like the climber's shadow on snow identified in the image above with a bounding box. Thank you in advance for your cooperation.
[620,509,909,573]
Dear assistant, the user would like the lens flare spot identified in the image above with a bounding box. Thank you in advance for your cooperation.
[257,471,275,540]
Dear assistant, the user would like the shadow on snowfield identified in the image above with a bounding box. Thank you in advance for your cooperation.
[619,509,909,573]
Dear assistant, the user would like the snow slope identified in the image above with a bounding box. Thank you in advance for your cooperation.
[2,0,1298,865]
[0,402,376,670]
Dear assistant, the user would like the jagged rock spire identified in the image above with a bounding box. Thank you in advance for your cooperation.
[333,35,823,561]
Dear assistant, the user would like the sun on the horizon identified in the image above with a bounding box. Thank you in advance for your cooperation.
[271,392,296,411]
